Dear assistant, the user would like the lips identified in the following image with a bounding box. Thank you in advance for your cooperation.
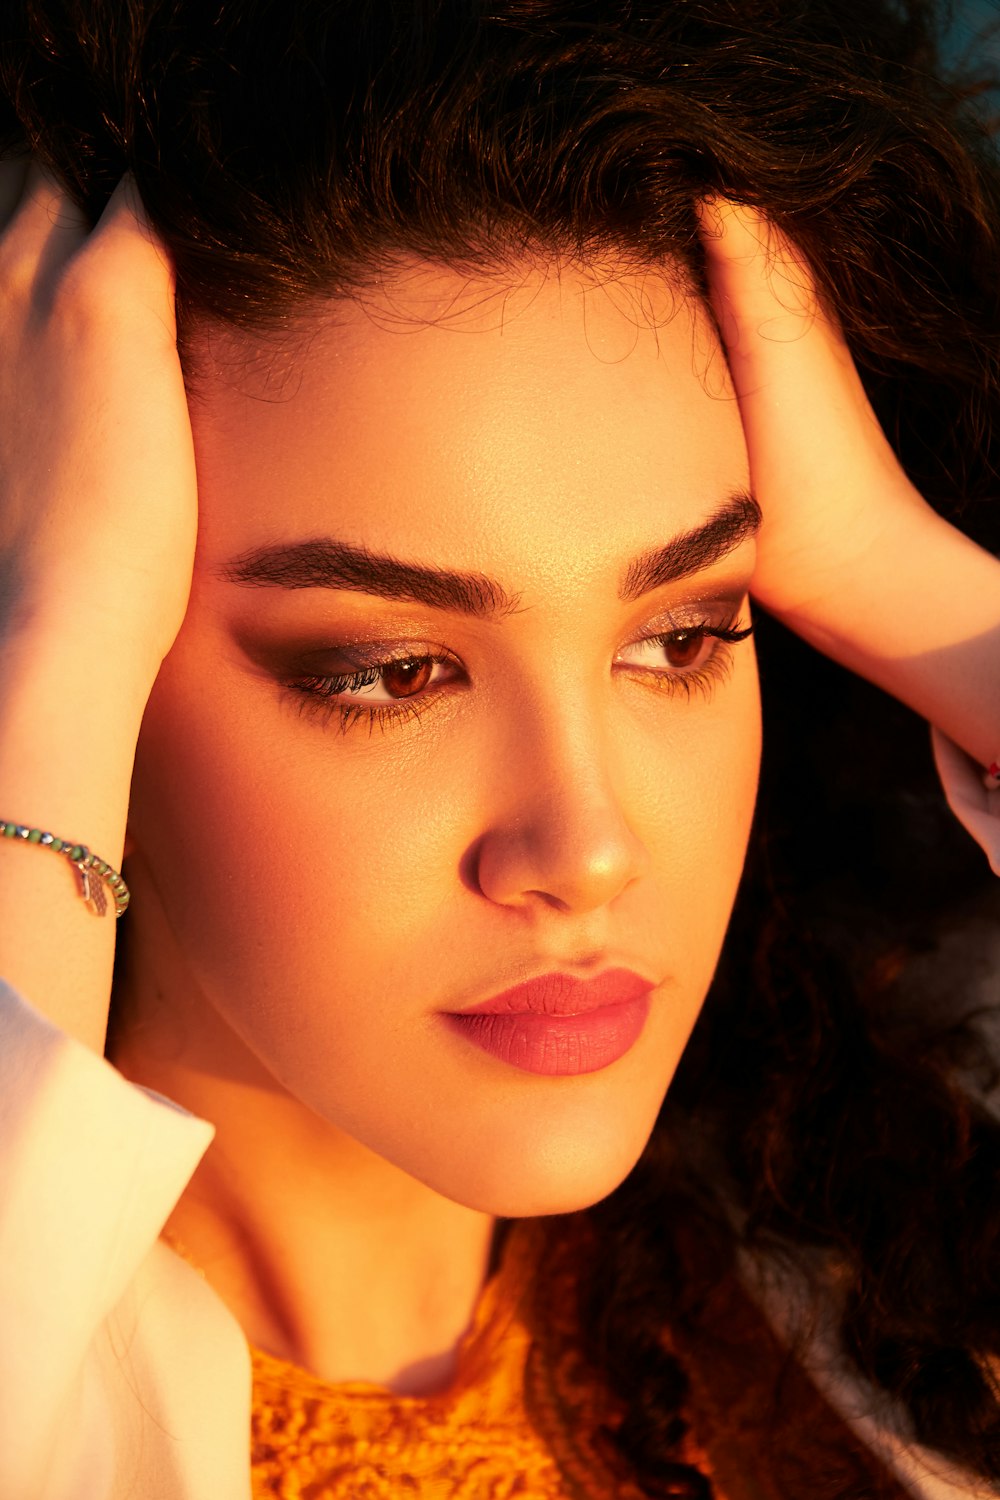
[442,968,656,1076]
[455,968,656,1017]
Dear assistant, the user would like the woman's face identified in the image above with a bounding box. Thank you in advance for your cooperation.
[125,263,760,1217]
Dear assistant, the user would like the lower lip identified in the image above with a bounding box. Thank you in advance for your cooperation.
[442,994,652,1076]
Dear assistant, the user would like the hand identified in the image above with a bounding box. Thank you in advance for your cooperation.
[698,197,1000,768]
[0,158,197,680]
[697,197,931,621]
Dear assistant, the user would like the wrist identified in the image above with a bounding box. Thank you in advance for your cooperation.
[1,603,163,718]
[0,622,154,862]
[759,489,948,638]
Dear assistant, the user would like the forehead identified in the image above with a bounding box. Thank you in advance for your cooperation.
[187,262,748,584]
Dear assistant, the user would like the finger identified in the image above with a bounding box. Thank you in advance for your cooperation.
[81,174,176,334]
[696,197,897,494]
[697,196,821,347]
[11,156,89,242]
[0,157,90,308]
[0,156,89,295]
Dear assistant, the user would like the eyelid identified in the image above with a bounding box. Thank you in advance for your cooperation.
[624,596,749,642]
[290,639,458,673]
[636,572,752,608]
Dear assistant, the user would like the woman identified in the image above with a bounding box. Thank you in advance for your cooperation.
[1,2,1000,1496]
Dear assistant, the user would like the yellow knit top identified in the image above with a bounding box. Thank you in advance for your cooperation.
[248,1217,908,1500]
[249,1217,709,1499]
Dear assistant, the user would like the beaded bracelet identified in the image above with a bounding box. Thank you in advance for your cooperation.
[0,821,130,918]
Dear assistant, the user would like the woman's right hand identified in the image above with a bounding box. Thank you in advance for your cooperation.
[0,157,197,677]
[0,157,197,1049]
[699,197,1000,774]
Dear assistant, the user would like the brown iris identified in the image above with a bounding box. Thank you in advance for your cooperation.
[661,629,705,669]
[382,659,434,698]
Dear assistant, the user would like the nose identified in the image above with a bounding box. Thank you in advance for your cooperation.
[472,719,650,915]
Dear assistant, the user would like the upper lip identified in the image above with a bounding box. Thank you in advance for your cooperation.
[452,968,657,1017]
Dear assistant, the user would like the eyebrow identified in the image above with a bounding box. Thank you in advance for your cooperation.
[220,537,517,616]
[219,491,760,616]
[619,491,760,601]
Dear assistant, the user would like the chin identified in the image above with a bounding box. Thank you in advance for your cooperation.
[422,1110,659,1220]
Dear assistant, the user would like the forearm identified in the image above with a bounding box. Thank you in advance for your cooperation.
[769,503,1000,769]
[0,616,152,1053]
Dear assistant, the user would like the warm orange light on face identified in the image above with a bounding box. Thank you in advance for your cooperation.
[122,263,760,1218]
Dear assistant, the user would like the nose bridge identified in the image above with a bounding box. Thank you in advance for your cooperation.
[473,681,650,913]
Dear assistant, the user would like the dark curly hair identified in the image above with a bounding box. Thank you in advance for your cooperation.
[4,2,1000,1494]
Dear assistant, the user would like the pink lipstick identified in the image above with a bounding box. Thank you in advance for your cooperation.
[441,969,654,1076]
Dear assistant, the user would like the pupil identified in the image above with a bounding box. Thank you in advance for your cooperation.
[665,629,704,668]
[382,659,433,698]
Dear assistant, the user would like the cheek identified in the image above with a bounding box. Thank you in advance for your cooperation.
[627,654,761,987]
[128,647,467,1035]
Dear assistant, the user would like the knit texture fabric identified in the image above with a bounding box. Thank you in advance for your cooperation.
[249,1217,711,1499]
[249,1214,914,1499]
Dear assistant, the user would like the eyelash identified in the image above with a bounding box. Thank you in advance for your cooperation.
[288,659,454,736]
[284,617,753,735]
[632,620,752,702]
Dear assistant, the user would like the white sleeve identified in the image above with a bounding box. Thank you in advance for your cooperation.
[0,978,216,1499]
[931,728,1000,876]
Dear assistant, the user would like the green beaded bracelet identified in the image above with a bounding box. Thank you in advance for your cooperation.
[0,821,130,918]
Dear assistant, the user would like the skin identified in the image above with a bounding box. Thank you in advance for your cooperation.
[109,263,761,1391]
[6,160,999,1413]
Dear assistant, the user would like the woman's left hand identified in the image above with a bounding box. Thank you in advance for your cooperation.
[698,198,1000,771]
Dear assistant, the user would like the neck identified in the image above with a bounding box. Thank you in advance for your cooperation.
[110,925,497,1395]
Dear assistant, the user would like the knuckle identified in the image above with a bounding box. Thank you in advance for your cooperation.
[49,255,121,330]
[61,238,162,320]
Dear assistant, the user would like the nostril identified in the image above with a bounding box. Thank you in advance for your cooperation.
[469,809,648,913]
[459,834,488,897]
[524,889,573,914]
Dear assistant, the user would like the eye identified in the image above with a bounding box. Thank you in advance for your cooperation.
[618,621,751,676]
[632,627,711,671]
[282,647,464,734]
[613,614,754,703]
[294,654,454,705]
